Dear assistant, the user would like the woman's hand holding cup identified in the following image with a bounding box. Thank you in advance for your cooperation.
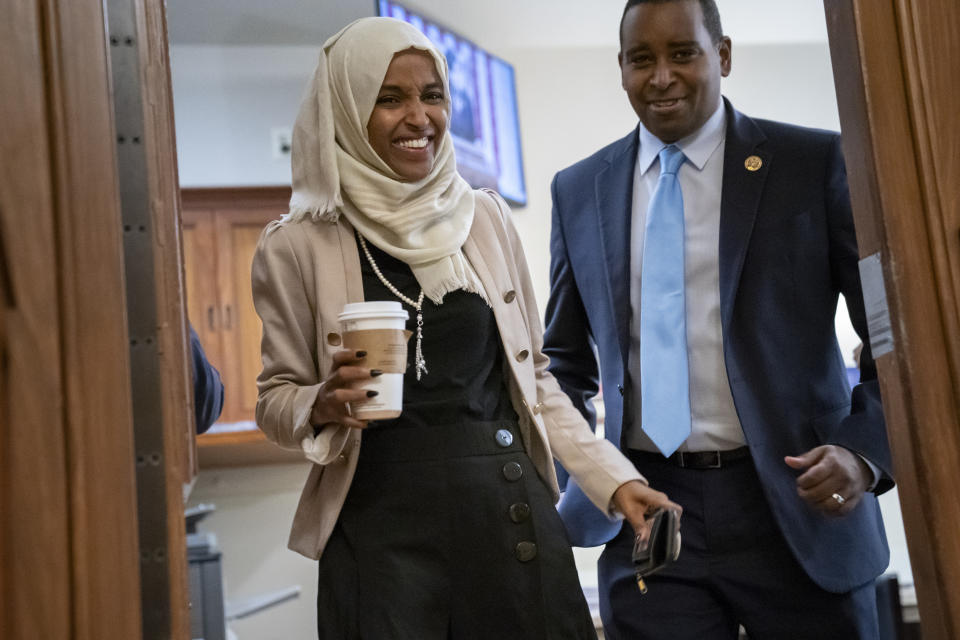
[310,349,382,432]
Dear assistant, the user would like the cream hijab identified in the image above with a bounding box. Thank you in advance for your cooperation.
[287,17,482,304]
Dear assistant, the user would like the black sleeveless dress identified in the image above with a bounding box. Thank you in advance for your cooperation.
[315,241,596,640]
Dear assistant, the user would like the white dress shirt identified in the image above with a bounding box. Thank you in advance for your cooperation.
[626,102,746,452]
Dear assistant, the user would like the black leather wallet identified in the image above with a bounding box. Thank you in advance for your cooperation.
[631,508,681,593]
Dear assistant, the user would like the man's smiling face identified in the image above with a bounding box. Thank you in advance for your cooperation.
[618,0,731,142]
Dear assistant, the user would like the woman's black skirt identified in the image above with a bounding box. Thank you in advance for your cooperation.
[316,420,597,640]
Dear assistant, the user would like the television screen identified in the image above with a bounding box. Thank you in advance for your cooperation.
[376,0,528,206]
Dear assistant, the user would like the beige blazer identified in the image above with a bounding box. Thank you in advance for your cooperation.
[251,189,643,559]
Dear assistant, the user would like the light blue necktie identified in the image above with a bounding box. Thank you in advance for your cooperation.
[640,144,691,456]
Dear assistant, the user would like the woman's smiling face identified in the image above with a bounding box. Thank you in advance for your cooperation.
[367,49,448,182]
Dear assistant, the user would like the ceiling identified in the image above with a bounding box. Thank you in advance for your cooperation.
[165,0,829,51]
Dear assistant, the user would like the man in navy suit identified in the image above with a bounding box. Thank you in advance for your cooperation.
[543,0,893,637]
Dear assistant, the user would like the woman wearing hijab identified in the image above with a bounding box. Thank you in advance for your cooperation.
[252,17,679,639]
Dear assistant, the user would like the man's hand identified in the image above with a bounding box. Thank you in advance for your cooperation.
[784,445,871,516]
[612,480,682,539]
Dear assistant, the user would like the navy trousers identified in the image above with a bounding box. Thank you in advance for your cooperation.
[598,451,879,639]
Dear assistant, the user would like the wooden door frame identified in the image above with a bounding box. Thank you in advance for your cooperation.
[106,0,196,636]
[825,2,960,638]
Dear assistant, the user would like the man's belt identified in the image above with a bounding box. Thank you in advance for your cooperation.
[629,446,751,469]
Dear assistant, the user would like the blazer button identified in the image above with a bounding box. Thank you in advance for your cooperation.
[503,290,517,303]
[515,349,529,362]
[495,429,514,447]
[502,461,523,482]
[509,502,531,523]
[326,332,342,347]
[532,401,545,415]
[515,541,538,562]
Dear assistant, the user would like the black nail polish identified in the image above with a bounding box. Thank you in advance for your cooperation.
[355,350,367,358]
[370,369,383,377]
[366,390,379,398]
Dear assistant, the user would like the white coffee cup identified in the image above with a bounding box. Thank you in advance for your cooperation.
[338,301,410,420]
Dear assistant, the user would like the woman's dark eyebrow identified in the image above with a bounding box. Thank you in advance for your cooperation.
[378,81,444,94]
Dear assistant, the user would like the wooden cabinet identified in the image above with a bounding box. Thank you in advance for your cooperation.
[181,187,303,466]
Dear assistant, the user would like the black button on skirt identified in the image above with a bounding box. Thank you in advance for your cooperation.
[316,420,597,640]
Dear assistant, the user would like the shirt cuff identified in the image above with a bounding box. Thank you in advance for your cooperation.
[300,422,350,466]
[857,453,881,492]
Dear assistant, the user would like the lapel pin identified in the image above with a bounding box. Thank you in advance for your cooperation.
[744,155,763,171]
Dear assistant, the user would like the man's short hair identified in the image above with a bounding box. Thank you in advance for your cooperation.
[619,0,724,46]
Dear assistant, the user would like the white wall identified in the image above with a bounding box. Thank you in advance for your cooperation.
[171,45,318,188]
[176,38,912,640]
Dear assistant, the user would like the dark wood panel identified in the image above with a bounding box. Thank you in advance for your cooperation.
[182,185,292,210]
[43,0,144,637]
[0,1,72,636]
[215,209,281,423]
[896,0,960,395]
[181,187,298,467]
[826,1,960,638]
[197,430,305,467]
[183,210,221,360]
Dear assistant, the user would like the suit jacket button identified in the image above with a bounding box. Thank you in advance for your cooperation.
[326,332,342,346]
[495,429,514,447]
[503,290,517,303]
[502,461,523,482]
[509,502,531,523]
[515,349,529,362]
[515,541,538,562]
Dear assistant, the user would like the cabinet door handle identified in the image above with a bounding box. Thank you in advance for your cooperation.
[207,305,216,331]
[224,304,232,330]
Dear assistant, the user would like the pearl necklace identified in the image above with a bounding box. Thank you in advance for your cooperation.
[357,234,428,380]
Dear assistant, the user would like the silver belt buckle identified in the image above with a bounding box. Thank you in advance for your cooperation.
[706,451,722,468]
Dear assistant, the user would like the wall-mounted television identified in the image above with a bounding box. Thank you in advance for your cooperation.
[376,0,528,207]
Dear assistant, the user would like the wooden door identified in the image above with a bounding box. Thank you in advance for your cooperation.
[825,1,960,638]
[183,210,220,364]
[0,0,142,637]
[216,208,285,423]
[182,202,282,425]
[181,188,301,466]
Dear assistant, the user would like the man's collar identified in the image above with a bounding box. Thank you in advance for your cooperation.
[636,99,727,174]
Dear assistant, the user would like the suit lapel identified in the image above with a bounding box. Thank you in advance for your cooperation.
[595,130,639,366]
[718,103,770,331]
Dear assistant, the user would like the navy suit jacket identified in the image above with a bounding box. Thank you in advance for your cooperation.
[544,100,892,593]
[190,325,224,434]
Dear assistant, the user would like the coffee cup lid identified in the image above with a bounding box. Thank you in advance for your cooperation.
[339,301,409,322]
